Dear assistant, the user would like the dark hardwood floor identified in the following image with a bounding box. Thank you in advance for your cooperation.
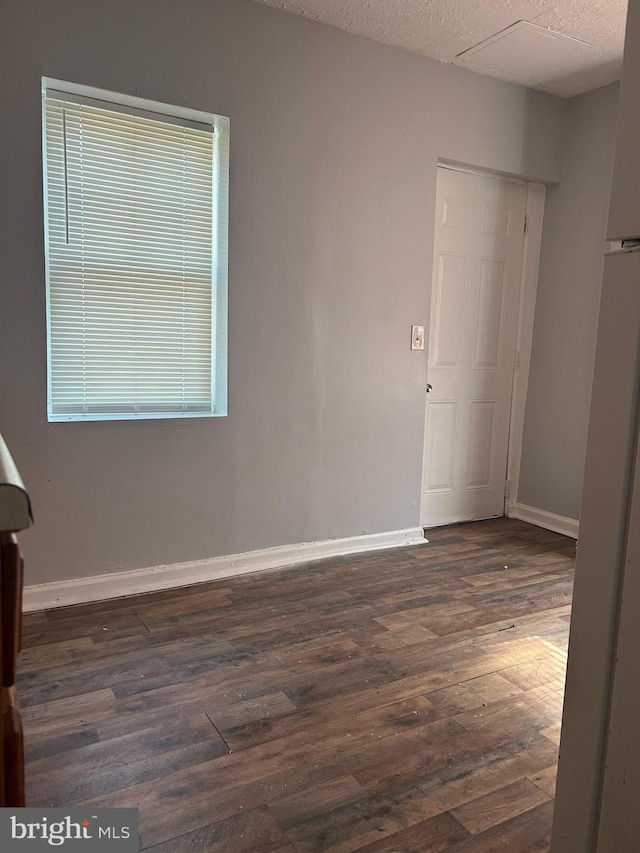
[19,518,575,851]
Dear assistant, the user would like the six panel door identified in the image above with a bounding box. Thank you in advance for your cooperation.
[421,167,527,527]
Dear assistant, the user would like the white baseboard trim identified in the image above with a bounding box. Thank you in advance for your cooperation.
[23,527,427,612]
[508,502,579,539]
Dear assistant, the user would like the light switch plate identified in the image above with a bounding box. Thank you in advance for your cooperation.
[411,325,425,351]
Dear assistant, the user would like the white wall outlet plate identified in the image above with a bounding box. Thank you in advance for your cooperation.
[411,325,425,350]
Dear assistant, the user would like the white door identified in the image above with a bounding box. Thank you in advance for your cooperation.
[421,167,527,527]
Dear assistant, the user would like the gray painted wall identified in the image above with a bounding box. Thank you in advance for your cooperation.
[1,0,566,584]
[518,82,619,521]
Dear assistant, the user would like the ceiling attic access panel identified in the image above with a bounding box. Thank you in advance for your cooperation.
[455,20,591,96]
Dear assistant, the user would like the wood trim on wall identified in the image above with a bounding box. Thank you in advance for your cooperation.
[23,527,427,612]
[506,181,547,512]
[509,501,579,539]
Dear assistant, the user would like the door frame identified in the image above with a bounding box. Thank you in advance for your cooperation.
[420,161,546,527]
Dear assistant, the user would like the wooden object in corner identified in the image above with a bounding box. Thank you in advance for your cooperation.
[1,534,24,806]
[0,433,31,808]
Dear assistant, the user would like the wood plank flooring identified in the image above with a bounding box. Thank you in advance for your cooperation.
[19,518,575,851]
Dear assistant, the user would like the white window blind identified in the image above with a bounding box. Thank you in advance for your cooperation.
[42,80,229,421]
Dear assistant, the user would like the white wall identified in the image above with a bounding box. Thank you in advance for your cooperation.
[0,0,567,585]
[518,82,619,522]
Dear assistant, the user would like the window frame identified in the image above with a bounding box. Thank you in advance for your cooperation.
[41,77,229,422]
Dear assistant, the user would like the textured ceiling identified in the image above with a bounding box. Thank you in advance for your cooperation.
[252,0,627,97]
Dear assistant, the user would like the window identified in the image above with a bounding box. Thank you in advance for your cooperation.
[42,79,229,421]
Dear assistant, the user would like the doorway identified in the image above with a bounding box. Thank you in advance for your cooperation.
[421,166,533,528]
